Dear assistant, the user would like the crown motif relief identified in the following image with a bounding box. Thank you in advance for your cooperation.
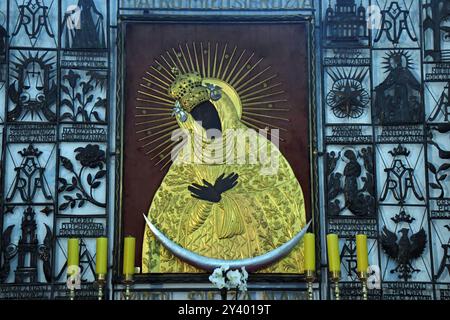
[389,144,410,157]
[18,144,42,158]
[391,209,415,224]
[168,68,210,113]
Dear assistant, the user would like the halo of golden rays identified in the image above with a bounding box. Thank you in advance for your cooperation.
[135,42,291,170]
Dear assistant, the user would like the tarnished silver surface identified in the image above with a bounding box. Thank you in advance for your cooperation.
[143,214,311,272]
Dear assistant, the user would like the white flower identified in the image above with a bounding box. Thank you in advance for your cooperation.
[211,267,223,278]
[226,270,242,288]
[241,267,248,281]
[220,265,230,273]
[209,267,229,290]
[210,276,228,289]
[238,282,247,292]
[209,265,249,293]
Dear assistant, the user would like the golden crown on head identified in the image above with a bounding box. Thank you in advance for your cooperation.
[168,67,210,113]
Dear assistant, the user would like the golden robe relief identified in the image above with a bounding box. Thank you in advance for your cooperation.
[142,70,307,274]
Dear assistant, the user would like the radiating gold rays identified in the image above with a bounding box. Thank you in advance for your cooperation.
[135,42,290,169]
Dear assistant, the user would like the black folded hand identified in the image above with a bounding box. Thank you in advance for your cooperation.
[188,173,239,203]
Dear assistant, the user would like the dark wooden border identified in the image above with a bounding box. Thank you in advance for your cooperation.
[114,14,319,285]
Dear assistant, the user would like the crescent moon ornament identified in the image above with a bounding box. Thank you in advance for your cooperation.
[143,214,311,272]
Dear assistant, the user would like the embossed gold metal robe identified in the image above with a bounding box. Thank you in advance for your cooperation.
[142,78,306,273]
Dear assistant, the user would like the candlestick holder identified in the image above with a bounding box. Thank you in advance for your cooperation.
[96,274,106,300]
[330,271,340,301]
[358,271,368,300]
[69,287,75,301]
[305,270,315,300]
[123,274,134,300]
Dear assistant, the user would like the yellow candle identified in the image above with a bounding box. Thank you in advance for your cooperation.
[356,234,369,273]
[304,233,316,272]
[123,236,136,276]
[96,237,108,275]
[67,238,79,269]
[327,234,340,273]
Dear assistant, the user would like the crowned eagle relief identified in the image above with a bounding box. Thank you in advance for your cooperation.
[381,226,427,281]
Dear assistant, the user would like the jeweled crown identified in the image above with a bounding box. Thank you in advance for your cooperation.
[168,68,210,112]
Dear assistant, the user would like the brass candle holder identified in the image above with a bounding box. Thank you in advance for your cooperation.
[358,271,368,300]
[96,274,106,300]
[305,270,315,300]
[123,274,134,300]
[330,271,340,300]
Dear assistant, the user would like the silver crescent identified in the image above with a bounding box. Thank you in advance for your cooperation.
[143,214,311,272]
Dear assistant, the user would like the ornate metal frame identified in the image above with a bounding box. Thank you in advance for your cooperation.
[0,0,112,300]
[320,0,450,300]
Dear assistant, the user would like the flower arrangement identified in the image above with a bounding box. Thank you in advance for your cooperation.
[208,265,248,300]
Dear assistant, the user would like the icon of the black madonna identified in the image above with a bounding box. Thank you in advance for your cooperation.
[120,21,314,275]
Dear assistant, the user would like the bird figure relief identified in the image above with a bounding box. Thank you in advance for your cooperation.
[380,227,426,281]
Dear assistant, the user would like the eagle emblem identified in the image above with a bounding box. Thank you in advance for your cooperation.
[380,227,427,281]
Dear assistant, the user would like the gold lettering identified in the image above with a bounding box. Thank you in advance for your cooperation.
[262,291,273,300]
[207,291,218,300]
